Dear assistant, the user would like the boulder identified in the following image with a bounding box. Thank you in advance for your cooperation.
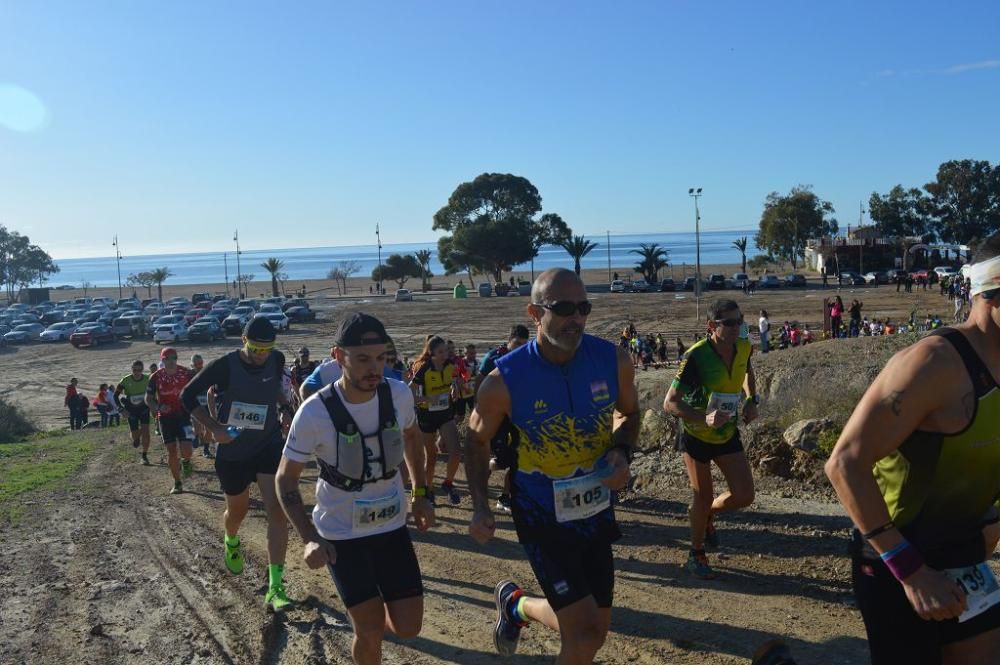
[782,417,835,453]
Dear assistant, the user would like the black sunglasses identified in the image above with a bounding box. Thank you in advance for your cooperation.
[535,301,593,317]
[714,315,744,327]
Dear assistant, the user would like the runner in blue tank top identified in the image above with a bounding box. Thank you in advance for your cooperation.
[466,268,640,663]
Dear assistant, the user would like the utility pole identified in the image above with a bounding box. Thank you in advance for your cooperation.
[376,223,383,295]
[858,201,865,275]
[233,230,242,299]
[224,252,229,296]
[112,235,123,299]
[606,230,611,282]
[688,188,703,320]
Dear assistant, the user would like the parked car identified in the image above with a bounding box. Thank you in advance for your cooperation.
[759,275,782,289]
[112,315,149,339]
[707,274,727,290]
[281,298,310,312]
[70,322,116,347]
[222,306,255,335]
[784,274,807,287]
[187,318,224,342]
[840,271,867,286]
[236,299,260,310]
[259,302,282,313]
[154,322,189,344]
[40,322,78,342]
[191,292,212,305]
[153,314,186,328]
[285,306,316,323]
[394,289,413,302]
[732,273,750,289]
[259,311,290,331]
[610,280,626,293]
[5,322,45,343]
[863,271,889,285]
[183,309,207,326]
[659,278,675,292]
[933,266,958,278]
[630,279,650,293]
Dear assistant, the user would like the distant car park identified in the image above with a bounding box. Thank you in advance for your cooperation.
[659,278,675,292]
[864,271,889,285]
[630,279,650,293]
[759,275,781,289]
[609,280,626,293]
[394,289,413,302]
[784,274,807,287]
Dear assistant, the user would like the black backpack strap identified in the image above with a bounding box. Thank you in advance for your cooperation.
[318,384,364,436]
[930,328,998,398]
[376,380,396,427]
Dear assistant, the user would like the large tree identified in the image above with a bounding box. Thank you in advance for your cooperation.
[630,243,669,283]
[260,257,285,297]
[868,185,930,239]
[0,226,59,302]
[371,253,423,289]
[433,173,566,283]
[437,236,482,288]
[755,186,838,269]
[528,213,571,280]
[923,159,1000,246]
[560,235,599,276]
[127,271,156,298]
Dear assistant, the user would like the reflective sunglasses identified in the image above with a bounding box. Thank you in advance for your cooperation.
[714,315,744,328]
[535,301,593,317]
[245,341,274,354]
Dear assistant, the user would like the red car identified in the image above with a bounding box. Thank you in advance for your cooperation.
[70,322,117,347]
[184,309,207,326]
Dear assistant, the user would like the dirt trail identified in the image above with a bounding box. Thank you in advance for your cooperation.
[1,435,872,664]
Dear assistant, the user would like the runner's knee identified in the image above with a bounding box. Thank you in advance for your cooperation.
[388,614,422,639]
[730,487,755,508]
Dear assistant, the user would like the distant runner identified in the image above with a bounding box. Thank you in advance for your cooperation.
[115,360,151,465]
[410,336,464,506]
[182,318,294,611]
[466,268,638,662]
[189,354,213,458]
[145,347,195,494]
[663,298,759,580]
[276,313,435,663]
[825,234,1000,665]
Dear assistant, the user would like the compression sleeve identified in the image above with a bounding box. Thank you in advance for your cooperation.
[181,356,230,412]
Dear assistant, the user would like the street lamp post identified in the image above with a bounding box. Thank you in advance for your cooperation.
[233,230,242,299]
[376,223,383,295]
[112,235,123,299]
[688,188,703,320]
[606,230,611,282]
[224,252,229,296]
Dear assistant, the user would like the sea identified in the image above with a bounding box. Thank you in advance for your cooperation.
[51,229,759,288]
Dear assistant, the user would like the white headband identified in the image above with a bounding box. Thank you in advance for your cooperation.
[969,255,1000,297]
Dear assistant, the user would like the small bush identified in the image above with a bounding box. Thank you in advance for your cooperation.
[814,428,841,459]
[0,397,36,443]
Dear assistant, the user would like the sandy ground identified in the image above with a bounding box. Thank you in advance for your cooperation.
[0,279,976,664]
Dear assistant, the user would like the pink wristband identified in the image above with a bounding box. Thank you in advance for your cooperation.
[882,541,924,581]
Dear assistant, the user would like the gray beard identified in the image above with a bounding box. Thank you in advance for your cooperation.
[542,330,582,353]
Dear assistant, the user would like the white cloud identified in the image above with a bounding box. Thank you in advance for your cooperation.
[941,59,1000,75]
[0,84,50,132]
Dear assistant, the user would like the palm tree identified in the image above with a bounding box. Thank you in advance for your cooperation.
[150,267,173,303]
[629,243,669,283]
[260,258,285,297]
[414,249,433,292]
[732,237,748,273]
[559,235,599,275]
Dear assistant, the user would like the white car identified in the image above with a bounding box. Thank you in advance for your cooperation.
[259,303,282,314]
[4,323,45,343]
[40,322,78,342]
[394,289,413,302]
[260,312,290,331]
[610,280,626,293]
[933,266,958,278]
[154,322,189,344]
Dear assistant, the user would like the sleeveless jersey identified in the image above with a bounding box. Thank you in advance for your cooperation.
[496,335,620,544]
[874,328,1000,568]
[671,337,752,444]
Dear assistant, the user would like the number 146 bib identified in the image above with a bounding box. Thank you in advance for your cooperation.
[553,471,610,523]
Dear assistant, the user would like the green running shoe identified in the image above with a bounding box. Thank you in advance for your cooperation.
[224,537,244,575]
[265,584,293,612]
[181,458,193,478]
[170,481,183,495]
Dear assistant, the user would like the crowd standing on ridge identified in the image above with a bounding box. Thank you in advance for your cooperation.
[49,247,1000,664]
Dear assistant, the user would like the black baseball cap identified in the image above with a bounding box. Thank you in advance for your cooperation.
[243,316,277,343]
[334,313,389,347]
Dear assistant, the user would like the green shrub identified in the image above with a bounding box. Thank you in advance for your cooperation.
[0,397,36,443]
[815,428,841,459]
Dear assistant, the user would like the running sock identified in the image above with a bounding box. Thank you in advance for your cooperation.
[225,533,240,547]
[513,596,529,623]
[268,563,284,588]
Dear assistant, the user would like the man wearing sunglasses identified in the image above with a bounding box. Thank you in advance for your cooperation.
[145,346,196,495]
[181,316,295,611]
[664,298,759,581]
[466,267,639,663]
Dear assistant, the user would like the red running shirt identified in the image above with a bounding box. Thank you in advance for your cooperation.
[147,367,193,416]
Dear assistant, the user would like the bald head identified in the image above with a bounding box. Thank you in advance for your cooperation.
[531,268,584,303]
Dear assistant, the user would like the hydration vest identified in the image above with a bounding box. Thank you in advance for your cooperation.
[317,381,404,492]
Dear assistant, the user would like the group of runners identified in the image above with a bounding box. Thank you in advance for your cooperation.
[78,248,999,663]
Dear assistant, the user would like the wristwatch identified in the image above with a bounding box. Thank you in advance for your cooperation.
[411,486,428,498]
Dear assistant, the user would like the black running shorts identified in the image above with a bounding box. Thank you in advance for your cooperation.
[214,438,283,496]
[523,539,614,612]
[453,396,474,418]
[679,430,743,464]
[327,526,423,609]
[127,408,151,431]
[417,407,454,434]
[850,531,1000,664]
[159,413,191,444]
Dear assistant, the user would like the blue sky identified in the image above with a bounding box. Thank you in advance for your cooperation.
[1,1,998,259]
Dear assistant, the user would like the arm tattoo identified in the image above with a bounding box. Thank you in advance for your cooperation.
[884,390,904,416]
[281,489,303,507]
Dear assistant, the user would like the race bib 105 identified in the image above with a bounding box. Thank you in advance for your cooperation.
[553,472,610,523]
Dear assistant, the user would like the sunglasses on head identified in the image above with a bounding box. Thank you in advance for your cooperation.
[714,315,744,327]
[535,301,593,317]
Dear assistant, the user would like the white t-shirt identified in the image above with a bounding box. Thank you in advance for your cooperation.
[758,316,770,335]
[283,377,415,541]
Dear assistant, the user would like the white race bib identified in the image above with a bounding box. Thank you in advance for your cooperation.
[182,425,195,440]
[708,392,741,415]
[227,401,269,430]
[944,563,1000,623]
[352,493,402,532]
[553,472,610,523]
[428,392,450,412]
[129,395,144,405]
